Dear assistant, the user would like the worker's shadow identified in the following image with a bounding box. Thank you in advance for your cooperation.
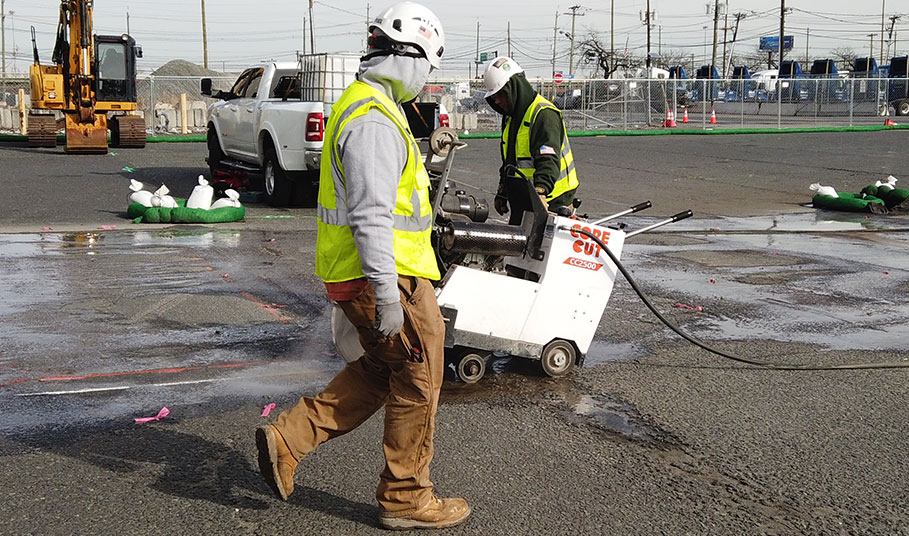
[16,423,375,524]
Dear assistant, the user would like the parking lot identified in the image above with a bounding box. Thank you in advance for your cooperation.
[1,132,908,535]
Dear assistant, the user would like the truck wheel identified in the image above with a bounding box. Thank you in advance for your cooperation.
[264,144,293,206]
[540,339,576,377]
[897,100,909,117]
[207,127,227,178]
[456,352,486,383]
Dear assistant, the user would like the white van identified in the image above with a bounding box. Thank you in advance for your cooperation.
[751,69,778,92]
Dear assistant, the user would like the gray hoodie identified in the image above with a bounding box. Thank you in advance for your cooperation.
[334,53,432,306]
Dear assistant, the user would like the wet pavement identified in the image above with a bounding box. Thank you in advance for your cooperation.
[1,135,908,535]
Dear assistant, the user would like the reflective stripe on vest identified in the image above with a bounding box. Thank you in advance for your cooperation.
[502,94,579,201]
[315,81,440,283]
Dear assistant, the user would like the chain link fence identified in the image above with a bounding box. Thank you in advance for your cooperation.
[2,74,907,134]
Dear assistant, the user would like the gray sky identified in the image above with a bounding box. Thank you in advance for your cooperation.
[2,1,906,77]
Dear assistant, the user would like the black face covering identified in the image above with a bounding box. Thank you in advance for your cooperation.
[361,33,426,64]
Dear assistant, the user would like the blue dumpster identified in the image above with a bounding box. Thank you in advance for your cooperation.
[667,65,691,105]
[693,64,719,101]
[727,65,754,102]
[852,57,880,103]
[808,59,843,102]
[778,60,806,102]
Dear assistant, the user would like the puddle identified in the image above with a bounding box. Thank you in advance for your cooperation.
[651,212,909,234]
[570,394,678,447]
[584,339,644,366]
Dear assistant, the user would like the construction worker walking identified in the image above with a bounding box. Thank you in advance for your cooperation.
[484,57,580,225]
[255,2,470,530]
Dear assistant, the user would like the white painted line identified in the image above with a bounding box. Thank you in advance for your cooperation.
[13,370,319,397]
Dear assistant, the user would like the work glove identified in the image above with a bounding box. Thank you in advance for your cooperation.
[375,301,405,338]
[535,186,549,211]
[494,182,509,215]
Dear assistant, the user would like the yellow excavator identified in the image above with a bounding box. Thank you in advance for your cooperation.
[28,0,146,153]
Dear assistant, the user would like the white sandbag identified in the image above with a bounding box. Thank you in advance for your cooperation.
[884,175,898,187]
[331,304,364,363]
[210,189,242,209]
[128,179,154,207]
[150,184,178,208]
[809,182,838,198]
[186,175,214,210]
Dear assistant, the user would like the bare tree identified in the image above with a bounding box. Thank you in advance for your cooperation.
[577,33,637,78]
[830,47,857,71]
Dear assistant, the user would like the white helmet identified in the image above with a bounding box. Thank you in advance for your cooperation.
[484,57,524,95]
[369,2,445,69]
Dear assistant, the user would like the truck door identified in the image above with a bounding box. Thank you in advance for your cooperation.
[233,67,265,159]
[219,69,254,154]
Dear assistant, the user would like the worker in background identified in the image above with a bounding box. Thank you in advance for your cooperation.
[484,57,580,225]
[255,2,471,531]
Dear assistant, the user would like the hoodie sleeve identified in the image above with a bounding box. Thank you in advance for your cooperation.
[528,108,565,195]
[336,111,408,305]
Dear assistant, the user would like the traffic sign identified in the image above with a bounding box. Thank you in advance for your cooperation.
[554,72,563,83]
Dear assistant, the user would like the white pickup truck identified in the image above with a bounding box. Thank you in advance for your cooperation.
[201,56,357,206]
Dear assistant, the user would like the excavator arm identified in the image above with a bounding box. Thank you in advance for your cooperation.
[28,0,145,152]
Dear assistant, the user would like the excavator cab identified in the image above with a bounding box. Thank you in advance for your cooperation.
[94,34,141,103]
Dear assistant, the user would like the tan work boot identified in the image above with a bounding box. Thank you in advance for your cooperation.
[379,496,471,530]
[255,424,298,500]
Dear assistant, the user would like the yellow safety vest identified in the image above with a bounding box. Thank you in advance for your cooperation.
[502,94,579,201]
[315,81,440,282]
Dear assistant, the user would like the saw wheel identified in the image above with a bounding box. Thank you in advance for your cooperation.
[428,126,458,157]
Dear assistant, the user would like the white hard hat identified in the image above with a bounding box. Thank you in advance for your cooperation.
[369,2,445,69]
[484,57,524,95]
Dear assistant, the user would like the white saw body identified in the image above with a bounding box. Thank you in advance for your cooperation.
[436,214,624,366]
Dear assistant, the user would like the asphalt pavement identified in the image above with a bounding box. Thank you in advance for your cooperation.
[1,132,908,536]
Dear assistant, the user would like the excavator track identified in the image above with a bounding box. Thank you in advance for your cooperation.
[27,114,58,148]
[110,115,147,148]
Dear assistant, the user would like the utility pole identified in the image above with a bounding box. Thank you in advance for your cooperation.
[722,7,729,76]
[779,0,786,67]
[302,17,307,55]
[201,0,209,69]
[728,12,746,74]
[2,0,6,78]
[610,0,614,71]
[127,9,131,36]
[711,0,720,72]
[643,0,653,70]
[881,0,886,66]
[888,14,901,57]
[309,0,315,53]
[658,25,662,57]
[805,28,809,66]
[475,21,480,79]
[566,5,583,77]
[551,11,558,77]
[868,33,877,60]
[507,22,511,58]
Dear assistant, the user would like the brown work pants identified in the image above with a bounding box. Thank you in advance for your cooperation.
[273,275,446,514]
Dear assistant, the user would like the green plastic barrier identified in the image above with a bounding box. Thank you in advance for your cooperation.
[812,192,887,214]
[128,199,245,223]
[880,188,909,209]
